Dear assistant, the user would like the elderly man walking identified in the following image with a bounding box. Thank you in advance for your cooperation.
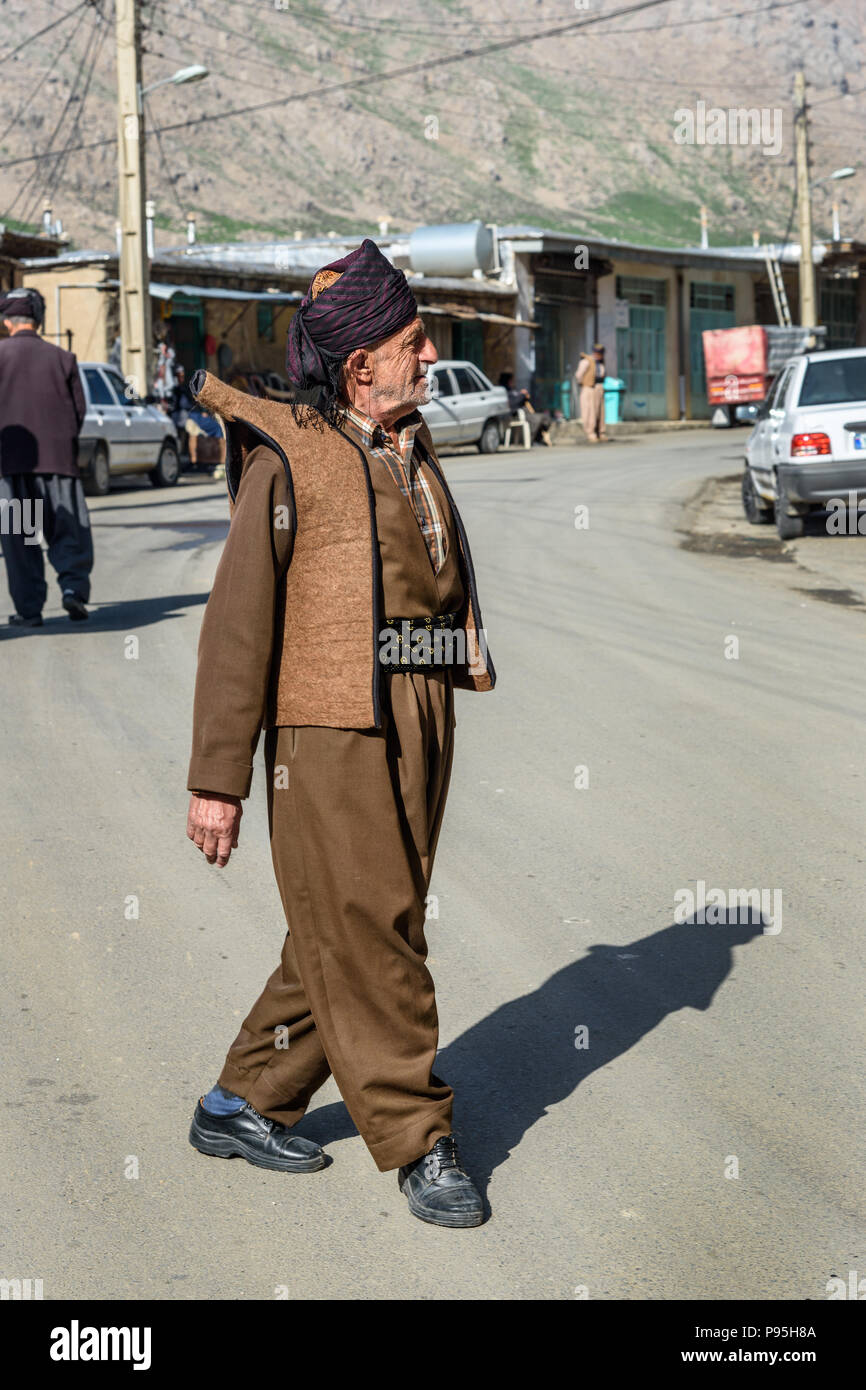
[185,240,495,1228]
[0,287,92,626]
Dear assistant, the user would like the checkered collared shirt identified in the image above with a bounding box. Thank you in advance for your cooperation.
[337,401,447,574]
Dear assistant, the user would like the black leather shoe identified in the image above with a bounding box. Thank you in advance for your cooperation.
[188,1099,326,1172]
[8,613,43,627]
[398,1134,484,1228]
[62,591,89,622]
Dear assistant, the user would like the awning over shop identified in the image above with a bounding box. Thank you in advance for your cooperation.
[149,282,302,303]
[416,301,537,329]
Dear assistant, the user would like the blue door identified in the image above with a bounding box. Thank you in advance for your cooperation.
[689,283,735,418]
[616,305,667,418]
[615,276,668,419]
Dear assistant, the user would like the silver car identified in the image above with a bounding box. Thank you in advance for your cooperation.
[743,348,866,538]
[78,362,180,495]
[420,359,511,453]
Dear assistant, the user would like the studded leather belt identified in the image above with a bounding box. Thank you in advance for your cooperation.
[379,613,458,672]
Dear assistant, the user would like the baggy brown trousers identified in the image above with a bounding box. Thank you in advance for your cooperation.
[218,453,466,1172]
[580,383,606,440]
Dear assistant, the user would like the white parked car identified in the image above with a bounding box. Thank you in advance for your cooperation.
[78,362,180,495]
[743,348,866,538]
[420,359,511,453]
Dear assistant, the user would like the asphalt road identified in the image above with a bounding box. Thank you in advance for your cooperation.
[2,431,864,1301]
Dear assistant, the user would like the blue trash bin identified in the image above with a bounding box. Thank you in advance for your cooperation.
[603,377,626,424]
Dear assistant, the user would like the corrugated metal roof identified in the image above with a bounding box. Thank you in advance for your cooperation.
[149,282,302,303]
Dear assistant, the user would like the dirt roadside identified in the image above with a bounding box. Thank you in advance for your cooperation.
[679,471,866,611]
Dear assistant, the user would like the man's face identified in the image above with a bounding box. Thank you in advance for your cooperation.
[368,316,438,415]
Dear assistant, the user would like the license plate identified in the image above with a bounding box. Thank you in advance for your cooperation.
[854,434,866,450]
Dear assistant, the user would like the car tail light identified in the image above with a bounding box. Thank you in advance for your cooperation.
[791,432,831,456]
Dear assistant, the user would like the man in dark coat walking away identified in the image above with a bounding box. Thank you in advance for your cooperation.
[0,287,93,627]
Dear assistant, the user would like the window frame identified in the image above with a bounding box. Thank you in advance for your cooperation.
[451,365,481,396]
[83,367,116,408]
[433,367,457,397]
[102,367,134,406]
[467,365,491,393]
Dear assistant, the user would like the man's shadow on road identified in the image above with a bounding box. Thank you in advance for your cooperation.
[302,913,766,1194]
[0,592,209,639]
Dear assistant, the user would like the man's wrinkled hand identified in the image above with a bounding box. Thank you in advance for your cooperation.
[187,792,242,867]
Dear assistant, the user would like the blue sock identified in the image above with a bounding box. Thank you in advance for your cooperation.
[201,1083,247,1116]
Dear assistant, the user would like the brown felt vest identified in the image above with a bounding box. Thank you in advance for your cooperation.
[192,373,494,731]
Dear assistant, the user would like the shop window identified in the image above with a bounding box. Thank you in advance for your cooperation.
[257,303,275,342]
[690,282,734,312]
[616,275,667,307]
[452,319,484,368]
[820,279,858,350]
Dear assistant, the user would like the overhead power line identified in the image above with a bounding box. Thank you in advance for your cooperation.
[1,4,106,223]
[0,1,91,68]
[143,92,189,220]
[1,0,816,172]
[1,0,856,183]
[0,2,91,146]
[32,11,110,223]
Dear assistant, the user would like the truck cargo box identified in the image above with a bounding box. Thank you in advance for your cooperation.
[702,326,767,403]
[702,325,828,404]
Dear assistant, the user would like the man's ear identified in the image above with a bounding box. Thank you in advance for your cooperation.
[345,346,373,385]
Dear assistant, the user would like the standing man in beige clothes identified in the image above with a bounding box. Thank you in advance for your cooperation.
[576,342,608,441]
[184,239,495,1228]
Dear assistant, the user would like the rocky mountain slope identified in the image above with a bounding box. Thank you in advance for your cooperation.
[0,0,863,252]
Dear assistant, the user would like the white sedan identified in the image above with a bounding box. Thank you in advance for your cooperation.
[78,362,180,495]
[419,359,511,453]
[742,348,866,539]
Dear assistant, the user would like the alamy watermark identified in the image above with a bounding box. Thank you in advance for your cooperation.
[0,497,42,545]
[825,493,866,534]
[1,1276,43,1300]
[49,1322,151,1370]
[673,101,782,157]
[826,1270,866,1299]
[674,879,782,934]
[378,622,488,673]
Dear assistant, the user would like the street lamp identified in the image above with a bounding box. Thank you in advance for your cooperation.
[140,64,209,102]
[813,166,857,241]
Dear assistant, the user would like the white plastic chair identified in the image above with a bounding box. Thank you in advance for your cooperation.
[503,409,531,449]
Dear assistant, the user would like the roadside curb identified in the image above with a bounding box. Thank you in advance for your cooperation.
[550,419,715,447]
[679,471,866,610]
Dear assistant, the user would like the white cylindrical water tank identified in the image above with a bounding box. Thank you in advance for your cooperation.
[409,221,496,277]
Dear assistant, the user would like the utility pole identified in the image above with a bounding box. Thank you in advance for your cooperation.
[115,0,151,394]
[793,69,817,328]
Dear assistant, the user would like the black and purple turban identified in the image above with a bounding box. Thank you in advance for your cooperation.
[285,238,418,390]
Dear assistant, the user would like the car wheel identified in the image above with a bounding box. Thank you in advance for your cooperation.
[150,440,180,488]
[82,441,110,497]
[742,468,772,525]
[478,420,501,454]
[774,486,804,540]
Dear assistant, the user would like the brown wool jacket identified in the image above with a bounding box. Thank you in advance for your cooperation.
[576,354,605,389]
[187,372,495,799]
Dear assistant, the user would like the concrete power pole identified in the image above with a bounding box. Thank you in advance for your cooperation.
[793,69,817,328]
[115,0,152,393]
